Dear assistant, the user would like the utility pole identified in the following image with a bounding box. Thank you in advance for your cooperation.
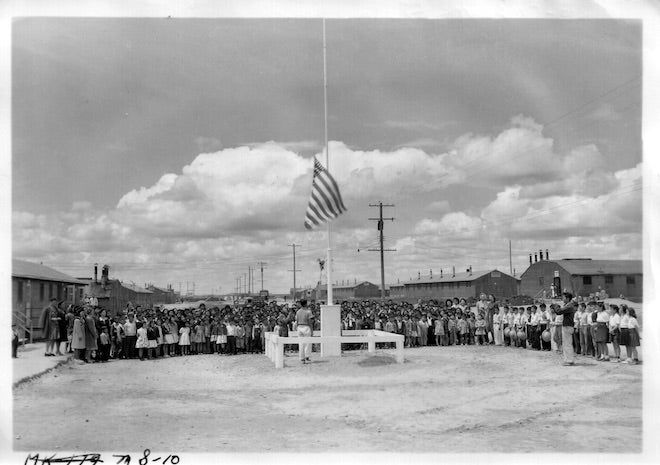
[509,239,513,275]
[289,244,301,300]
[368,202,396,300]
[258,261,267,291]
[248,266,252,294]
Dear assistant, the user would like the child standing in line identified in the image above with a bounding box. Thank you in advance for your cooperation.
[226,318,237,355]
[434,316,444,346]
[624,309,641,364]
[468,314,476,345]
[98,327,111,362]
[457,314,468,345]
[146,320,158,359]
[216,318,228,354]
[403,315,413,348]
[236,320,246,354]
[252,317,263,353]
[136,322,148,361]
[384,317,395,349]
[178,321,191,356]
[210,318,219,354]
[169,316,179,356]
[447,314,457,346]
[191,320,201,354]
[203,318,212,354]
[475,314,486,345]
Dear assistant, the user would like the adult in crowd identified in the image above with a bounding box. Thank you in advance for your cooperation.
[84,306,98,363]
[122,312,138,359]
[594,302,610,361]
[39,298,60,356]
[608,304,621,363]
[553,292,577,366]
[71,308,86,361]
[56,302,68,356]
[65,305,76,354]
[296,299,314,364]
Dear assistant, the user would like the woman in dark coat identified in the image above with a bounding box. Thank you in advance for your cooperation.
[84,307,98,362]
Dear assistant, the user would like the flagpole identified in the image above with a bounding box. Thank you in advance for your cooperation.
[323,18,333,306]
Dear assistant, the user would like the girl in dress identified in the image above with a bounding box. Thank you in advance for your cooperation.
[155,318,165,357]
[162,319,173,357]
[210,318,219,354]
[235,320,246,354]
[594,303,610,361]
[434,315,444,346]
[624,308,641,364]
[135,322,148,361]
[192,320,204,355]
[493,306,504,346]
[169,316,179,356]
[216,318,228,354]
[608,305,621,362]
[179,320,191,356]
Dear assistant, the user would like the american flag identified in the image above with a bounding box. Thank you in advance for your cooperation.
[304,157,347,230]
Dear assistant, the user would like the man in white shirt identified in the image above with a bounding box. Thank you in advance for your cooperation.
[296,299,315,364]
[122,313,138,359]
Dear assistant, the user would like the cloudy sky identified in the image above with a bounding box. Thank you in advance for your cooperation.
[11,17,643,295]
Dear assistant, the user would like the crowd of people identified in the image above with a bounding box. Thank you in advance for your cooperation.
[34,293,641,366]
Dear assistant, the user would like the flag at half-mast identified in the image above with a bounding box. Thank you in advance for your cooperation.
[304,157,347,230]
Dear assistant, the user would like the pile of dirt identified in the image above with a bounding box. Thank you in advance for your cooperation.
[357,354,397,367]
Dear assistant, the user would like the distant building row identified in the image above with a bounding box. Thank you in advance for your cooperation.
[12,259,179,340]
[299,258,643,303]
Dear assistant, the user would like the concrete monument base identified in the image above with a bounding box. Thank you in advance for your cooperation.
[320,304,341,357]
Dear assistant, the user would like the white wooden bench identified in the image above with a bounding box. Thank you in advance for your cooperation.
[264,330,405,368]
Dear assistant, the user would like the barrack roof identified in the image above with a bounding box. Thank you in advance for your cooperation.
[12,259,86,285]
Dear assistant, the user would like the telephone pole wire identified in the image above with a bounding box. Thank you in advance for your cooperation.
[288,244,301,300]
[368,202,396,300]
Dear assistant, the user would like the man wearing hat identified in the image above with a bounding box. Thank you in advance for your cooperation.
[553,292,577,366]
[295,299,314,364]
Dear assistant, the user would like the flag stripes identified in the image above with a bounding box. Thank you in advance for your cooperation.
[304,158,347,230]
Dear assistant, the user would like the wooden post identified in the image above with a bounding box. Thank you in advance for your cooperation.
[275,340,284,369]
[396,338,404,363]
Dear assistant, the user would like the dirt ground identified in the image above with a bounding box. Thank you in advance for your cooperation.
[13,345,641,453]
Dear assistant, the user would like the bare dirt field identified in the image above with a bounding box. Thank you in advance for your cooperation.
[13,345,641,453]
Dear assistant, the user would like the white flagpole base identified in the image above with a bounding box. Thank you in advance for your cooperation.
[320,304,341,357]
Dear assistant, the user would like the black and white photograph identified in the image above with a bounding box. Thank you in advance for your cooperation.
[3,1,659,464]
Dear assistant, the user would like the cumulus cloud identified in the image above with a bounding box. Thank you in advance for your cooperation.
[12,115,643,293]
[480,162,641,239]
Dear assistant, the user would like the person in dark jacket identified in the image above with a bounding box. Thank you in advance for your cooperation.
[554,292,577,366]
[84,307,98,363]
